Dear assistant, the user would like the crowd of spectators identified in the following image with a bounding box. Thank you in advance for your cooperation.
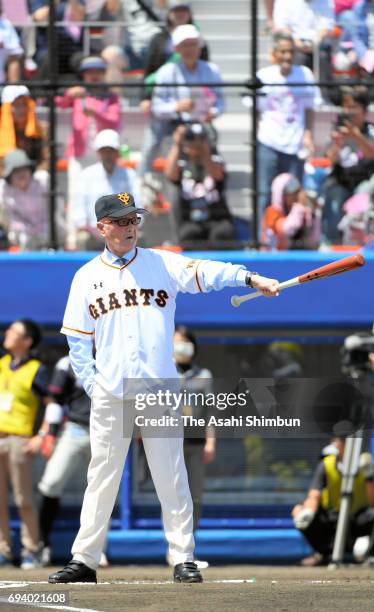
[259,1,374,248]
[0,0,374,251]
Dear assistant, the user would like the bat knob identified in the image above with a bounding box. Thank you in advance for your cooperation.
[231,295,241,307]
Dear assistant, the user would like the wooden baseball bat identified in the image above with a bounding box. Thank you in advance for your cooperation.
[231,254,365,308]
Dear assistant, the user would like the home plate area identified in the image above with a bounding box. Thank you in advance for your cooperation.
[0,566,374,612]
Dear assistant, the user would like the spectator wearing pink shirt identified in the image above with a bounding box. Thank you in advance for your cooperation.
[55,56,121,206]
[334,0,360,12]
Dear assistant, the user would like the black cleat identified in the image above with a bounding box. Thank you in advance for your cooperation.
[173,561,203,583]
[48,560,97,584]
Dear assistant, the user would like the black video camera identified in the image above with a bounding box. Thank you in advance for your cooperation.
[341,332,374,376]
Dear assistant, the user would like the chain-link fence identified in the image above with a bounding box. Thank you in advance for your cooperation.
[2,0,373,252]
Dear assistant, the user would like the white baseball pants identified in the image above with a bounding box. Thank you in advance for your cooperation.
[71,383,195,569]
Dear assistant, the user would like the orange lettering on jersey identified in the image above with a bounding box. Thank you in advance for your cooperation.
[96,297,108,314]
[155,289,169,308]
[108,292,121,310]
[139,288,154,306]
[89,304,100,319]
[123,289,138,307]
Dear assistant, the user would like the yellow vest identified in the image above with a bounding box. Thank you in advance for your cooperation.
[0,354,41,436]
[322,454,368,516]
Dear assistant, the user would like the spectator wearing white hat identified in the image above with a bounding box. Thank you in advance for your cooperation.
[140,2,209,116]
[138,23,223,183]
[67,129,139,250]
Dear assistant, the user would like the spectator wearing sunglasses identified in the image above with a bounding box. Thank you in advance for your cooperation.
[67,130,139,251]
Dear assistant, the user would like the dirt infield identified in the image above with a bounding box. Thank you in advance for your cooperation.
[1,565,374,612]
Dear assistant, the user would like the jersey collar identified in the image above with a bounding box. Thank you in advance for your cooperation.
[100,246,137,269]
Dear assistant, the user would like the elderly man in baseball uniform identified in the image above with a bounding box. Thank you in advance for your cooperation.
[49,192,279,585]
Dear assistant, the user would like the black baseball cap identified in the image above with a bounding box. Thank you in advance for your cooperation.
[95,193,148,221]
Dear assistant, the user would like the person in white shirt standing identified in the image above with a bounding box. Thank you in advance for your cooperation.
[67,130,139,250]
[48,191,279,585]
[256,32,322,237]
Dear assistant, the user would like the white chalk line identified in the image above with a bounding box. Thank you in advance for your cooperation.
[0,579,256,588]
[3,577,371,590]
[0,582,49,589]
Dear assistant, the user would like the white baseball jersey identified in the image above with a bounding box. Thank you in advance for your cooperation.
[61,247,246,397]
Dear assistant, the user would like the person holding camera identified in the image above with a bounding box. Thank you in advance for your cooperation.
[322,87,374,243]
[292,436,374,566]
[261,173,321,249]
[164,123,235,247]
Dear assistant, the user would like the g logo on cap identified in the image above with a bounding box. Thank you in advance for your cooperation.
[118,193,131,206]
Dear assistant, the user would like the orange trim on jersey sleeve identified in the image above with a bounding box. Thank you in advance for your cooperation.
[195,260,203,292]
[99,248,138,270]
[61,325,94,336]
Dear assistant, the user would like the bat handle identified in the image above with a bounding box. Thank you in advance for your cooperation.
[231,291,261,307]
[231,277,300,308]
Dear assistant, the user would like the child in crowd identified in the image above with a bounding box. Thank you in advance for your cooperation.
[262,173,321,250]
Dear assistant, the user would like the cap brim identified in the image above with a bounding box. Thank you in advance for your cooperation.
[105,206,149,218]
[174,36,200,45]
[5,162,35,178]
[95,144,119,151]
[80,62,107,72]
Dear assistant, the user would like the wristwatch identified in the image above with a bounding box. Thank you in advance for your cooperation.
[245,272,259,288]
